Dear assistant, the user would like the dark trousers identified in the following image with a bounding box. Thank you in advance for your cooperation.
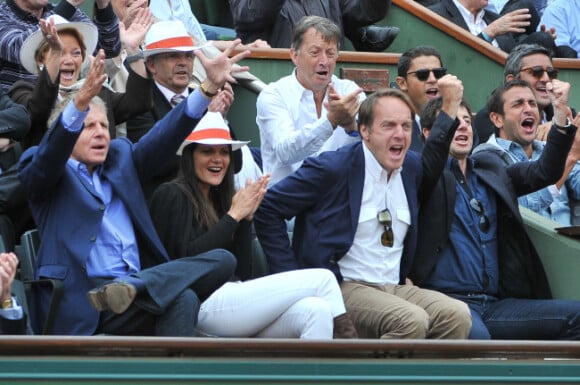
[451,294,580,340]
[96,249,236,336]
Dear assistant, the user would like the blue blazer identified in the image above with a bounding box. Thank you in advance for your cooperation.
[18,100,203,335]
[255,112,458,283]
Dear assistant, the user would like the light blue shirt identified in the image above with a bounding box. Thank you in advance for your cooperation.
[0,297,23,320]
[496,137,580,225]
[67,158,140,278]
[539,0,580,58]
[485,0,509,13]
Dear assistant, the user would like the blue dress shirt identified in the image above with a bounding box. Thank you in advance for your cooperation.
[424,158,499,295]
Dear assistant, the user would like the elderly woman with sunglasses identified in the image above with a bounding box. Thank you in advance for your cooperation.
[149,112,357,339]
[8,11,153,150]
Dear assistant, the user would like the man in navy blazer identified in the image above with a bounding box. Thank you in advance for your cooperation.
[18,42,250,336]
[255,84,472,339]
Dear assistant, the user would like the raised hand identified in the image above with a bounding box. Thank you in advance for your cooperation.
[74,49,107,111]
[39,18,63,82]
[121,6,152,53]
[228,174,270,221]
[547,79,571,126]
[121,0,148,29]
[437,74,464,119]
[194,39,251,95]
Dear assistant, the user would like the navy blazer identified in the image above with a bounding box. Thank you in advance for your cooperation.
[429,0,517,53]
[255,112,458,284]
[411,124,576,299]
[18,98,205,335]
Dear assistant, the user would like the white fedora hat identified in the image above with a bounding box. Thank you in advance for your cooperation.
[143,20,203,58]
[177,111,249,155]
[20,14,98,75]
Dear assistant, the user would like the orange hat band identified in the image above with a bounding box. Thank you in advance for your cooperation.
[186,128,232,142]
[145,36,194,50]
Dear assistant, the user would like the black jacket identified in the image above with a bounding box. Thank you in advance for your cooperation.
[410,124,576,299]
[229,0,390,48]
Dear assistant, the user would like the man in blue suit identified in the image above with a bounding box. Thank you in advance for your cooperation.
[18,41,250,336]
[255,81,472,339]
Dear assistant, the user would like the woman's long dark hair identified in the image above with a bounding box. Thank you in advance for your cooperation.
[175,142,236,231]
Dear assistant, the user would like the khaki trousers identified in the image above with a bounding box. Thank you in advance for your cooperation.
[341,281,471,339]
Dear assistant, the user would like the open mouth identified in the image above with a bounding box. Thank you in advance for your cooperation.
[454,134,469,144]
[535,84,548,96]
[521,117,536,132]
[208,166,223,174]
[60,69,76,82]
[389,145,404,156]
[90,144,107,154]
[426,88,438,97]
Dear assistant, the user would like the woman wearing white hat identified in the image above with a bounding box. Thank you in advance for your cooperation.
[149,111,358,339]
[8,11,153,149]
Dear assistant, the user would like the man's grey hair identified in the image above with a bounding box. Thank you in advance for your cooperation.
[504,44,553,80]
[291,16,341,51]
[48,96,108,128]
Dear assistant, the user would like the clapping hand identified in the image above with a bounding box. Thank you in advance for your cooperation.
[228,174,270,221]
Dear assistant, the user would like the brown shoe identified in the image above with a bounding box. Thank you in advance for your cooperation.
[333,313,359,339]
[87,281,136,314]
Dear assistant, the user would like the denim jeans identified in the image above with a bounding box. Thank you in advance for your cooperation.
[450,294,580,340]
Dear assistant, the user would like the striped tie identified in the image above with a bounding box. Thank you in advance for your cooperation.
[170,94,186,107]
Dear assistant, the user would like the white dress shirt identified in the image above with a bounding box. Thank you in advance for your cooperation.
[453,0,500,48]
[338,142,411,285]
[257,70,365,186]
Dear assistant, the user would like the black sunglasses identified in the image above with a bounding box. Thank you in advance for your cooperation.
[469,198,490,232]
[520,66,558,80]
[406,67,447,81]
[377,208,394,247]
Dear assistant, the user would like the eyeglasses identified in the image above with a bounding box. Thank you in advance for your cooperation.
[406,67,447,81]
[469,198,490,232]
[377,208,394,247]
[519,66,558,80]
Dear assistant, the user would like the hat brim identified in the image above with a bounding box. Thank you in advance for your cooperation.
[143,41,212,58]
[176,138,249,155]
[20,21,98,76]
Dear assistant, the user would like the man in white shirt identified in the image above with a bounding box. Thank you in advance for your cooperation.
[257,16,365,186]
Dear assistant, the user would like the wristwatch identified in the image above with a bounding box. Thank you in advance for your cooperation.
[2,298,13,309]
[554,117,574,135]
[200,82,218,98]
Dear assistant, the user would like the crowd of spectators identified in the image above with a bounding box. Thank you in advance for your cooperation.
[0,0,579,342]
